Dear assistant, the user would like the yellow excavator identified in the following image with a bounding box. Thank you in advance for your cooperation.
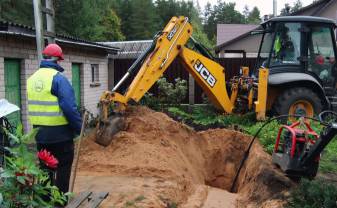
[96,16,337,146]
[95,16,267,146]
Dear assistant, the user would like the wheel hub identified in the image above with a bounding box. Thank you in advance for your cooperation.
[289,100,314,119]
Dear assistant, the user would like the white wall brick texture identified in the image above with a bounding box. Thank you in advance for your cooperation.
[0,36,110,132]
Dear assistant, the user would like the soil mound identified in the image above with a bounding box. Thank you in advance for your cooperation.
[76,106,293,207]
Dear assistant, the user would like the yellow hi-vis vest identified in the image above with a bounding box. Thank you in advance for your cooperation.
[27,68,69,126]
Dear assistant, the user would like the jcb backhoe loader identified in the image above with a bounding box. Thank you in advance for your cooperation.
[96,16,337,146]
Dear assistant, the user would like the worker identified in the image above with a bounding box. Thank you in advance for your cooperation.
[27,43,82,200]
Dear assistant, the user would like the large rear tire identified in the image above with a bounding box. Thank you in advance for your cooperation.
[272,87,322,119]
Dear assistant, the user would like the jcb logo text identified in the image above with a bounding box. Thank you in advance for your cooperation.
[194,60,217,87]
[167,25,179,41]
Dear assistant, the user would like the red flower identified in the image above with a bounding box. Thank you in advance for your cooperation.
[37,149,59,169]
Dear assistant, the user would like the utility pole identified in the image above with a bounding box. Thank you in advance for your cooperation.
[273,0,277,17]
[45,0,56,44]
[33,0,44,62]
[33,0,56,63]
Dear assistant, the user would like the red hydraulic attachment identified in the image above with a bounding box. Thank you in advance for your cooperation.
[274,121,319,158]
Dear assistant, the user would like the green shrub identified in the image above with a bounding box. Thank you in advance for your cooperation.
[140,93,161,111]
[286,179,337,208]
[168,105,255,128]
[140,77,188,110]
[0,128,69,207]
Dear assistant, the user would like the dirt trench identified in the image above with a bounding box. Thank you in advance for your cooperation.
[75,106,293,208]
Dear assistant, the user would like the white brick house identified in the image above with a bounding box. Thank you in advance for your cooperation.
[0,21,118,132]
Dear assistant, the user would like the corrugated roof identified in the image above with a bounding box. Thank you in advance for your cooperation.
[101,40,152,59]
[216,24,258,46]
[0,20,119,52]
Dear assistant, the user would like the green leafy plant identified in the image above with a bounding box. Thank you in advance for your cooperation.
[0,128,69,208]
[157,77,188,107]
[244,120,280,154]
[286,179,337,208]
[141,77,188,110]
[168,105,255,130]
[140,92,160,110]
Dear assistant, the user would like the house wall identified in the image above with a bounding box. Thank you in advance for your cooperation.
[218,34,262,58]
[318,2,337,19]
[0,34,109,132]
[295,5,320,16]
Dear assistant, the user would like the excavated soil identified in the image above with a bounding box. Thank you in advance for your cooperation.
[74,106,293,208]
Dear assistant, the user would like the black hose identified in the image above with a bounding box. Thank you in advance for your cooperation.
[230,114,325,193]
[318,110,337,126]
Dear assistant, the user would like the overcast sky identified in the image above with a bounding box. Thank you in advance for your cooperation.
[197,0,314,16]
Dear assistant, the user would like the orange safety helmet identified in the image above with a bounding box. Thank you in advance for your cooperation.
[42,43,64,61]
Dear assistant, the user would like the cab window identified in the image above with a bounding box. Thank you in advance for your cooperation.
[308,26,336,82]
[271,23,301,66]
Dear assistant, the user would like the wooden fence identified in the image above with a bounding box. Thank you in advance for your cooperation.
[112,58,258,104]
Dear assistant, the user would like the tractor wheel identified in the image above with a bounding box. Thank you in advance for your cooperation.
[272,87,322,120]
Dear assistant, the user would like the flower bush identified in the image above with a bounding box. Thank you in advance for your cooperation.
[0,127,69,208]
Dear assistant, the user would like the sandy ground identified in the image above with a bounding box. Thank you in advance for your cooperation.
[74,106,293,208]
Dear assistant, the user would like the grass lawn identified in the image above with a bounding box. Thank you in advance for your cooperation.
[167,105,337,174]
[166,105,337,207]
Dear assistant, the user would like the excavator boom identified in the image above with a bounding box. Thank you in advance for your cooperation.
[96,16,268,146]
[109,16,193,110]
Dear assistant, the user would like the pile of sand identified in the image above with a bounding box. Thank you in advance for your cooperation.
[75,106,293,208]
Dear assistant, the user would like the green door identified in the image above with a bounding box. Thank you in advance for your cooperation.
[71,64,81,107]
[4,59,21,127]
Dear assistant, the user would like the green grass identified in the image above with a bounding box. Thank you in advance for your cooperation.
[168,105,337,207]
[286,179,337,208]
[167,105,337,173]
[244,120,280,154]
[167,106,255,127]
[122,195,146,208]
[320,139,337,173]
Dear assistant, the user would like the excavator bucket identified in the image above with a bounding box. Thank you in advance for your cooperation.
[95,116,126,147]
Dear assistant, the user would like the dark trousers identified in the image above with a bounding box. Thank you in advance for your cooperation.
[37,140,74,193]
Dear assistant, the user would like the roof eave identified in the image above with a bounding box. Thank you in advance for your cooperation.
[0,21,119,52]
[215,26,260,53]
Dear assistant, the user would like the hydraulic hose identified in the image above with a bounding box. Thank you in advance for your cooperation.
[112,32,161,92]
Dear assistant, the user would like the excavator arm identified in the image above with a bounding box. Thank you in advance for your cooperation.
[101,16,193,114]
[179,47,233,112]
[101,16,235,114]
[96,16,268,146]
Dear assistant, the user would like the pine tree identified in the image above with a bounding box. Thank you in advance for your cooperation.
[55,0,124,41]
[203,2,245,42]
[0,0,34,26]
[247,7,261,24]
[280,3,291,16]
[99,9,125,41]
[243,5,250,20]
[280,0,302,16]
[291,0,303,13]
[127,0,159,40]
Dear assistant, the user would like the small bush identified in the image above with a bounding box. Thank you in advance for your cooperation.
[286,179,337,208]
[168,105,255,129]
[0,128,69,207]
[140,93,160,110]
[141,77,188,110]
